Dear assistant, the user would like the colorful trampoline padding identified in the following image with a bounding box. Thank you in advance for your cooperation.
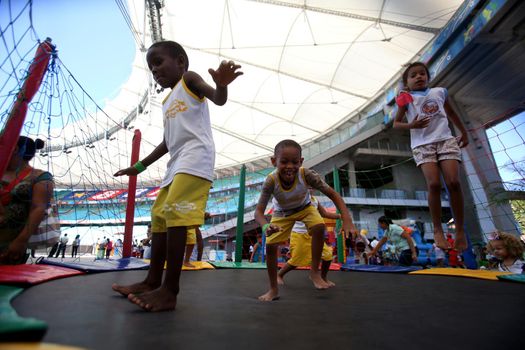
[277,262,341,271]
[497,273,525,283]
[409,267,513,280]
[37,257,150,273]
[0,285,47,342]
[142,260,215,270]
[0,264,83,286]
[341,264,422,273]
[209,261,267,269]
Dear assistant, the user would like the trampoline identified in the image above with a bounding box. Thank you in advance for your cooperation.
[9,269,525,350]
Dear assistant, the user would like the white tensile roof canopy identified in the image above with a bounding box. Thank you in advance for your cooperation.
[36,0,463,188]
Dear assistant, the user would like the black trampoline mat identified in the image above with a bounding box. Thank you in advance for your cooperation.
[12,270,525,350]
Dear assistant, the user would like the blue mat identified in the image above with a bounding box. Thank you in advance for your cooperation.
[340,264,422,273]
[497,273,525,284]
[37,257,150,273]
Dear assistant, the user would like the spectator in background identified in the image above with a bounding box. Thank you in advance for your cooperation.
[486,231,525,274]
[250,235,263,263]
[446,233,459,267]
[72,234,81,258]
[56,233,68,258]
[0,136,54,264]
[432,242,445,267]
[368,216,418,266]
[114,238,123,258]
[105,238,113,259]
[97,236,106,260]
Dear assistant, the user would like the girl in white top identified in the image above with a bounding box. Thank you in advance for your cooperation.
[487,231,525,274]
[393,62,469,253]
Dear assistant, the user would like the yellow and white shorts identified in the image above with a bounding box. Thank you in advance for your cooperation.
[288,231,333,266]
[151,173,211,241]
[266,205,325,245]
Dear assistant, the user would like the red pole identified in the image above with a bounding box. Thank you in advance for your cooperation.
[0,39,54,180]
[123,129,141,258]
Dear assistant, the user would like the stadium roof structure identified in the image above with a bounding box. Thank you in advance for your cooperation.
[34,0,464,187]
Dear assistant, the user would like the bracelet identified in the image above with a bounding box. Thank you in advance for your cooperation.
[262,223,270,234]
[133,161,147,173]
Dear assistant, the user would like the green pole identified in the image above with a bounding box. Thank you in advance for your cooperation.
[235,165,246,263]
[333,166,345,263]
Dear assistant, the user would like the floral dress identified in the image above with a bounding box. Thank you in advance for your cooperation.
[0,170,53,254]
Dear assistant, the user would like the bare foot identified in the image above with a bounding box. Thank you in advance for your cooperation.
[323,278,336,287]
[454,230,468,252]
[309,272,330,290]
[277,275,285,286]
[258,288,279,301]
[112,281,158,297]
[128,287,177,312]
[433,231,450,250]
[183,261,196,268]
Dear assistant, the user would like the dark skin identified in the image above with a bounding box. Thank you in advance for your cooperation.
[393,64,468,252]
[277,198,341,287]
[254,145,357,301]
[0,146,53,264]
[112,45,242,312]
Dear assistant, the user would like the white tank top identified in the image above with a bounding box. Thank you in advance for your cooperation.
[405,87,453,149]
[270,167,311,217]
[160,77,215,187]
[292,196,318,234]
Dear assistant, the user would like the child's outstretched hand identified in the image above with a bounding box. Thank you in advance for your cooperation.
[114,167,139,177]
[208,60,243,87]
[456,133,469,148]
[409,115,430,129]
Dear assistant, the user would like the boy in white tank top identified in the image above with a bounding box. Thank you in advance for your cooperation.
[113,41,242,312]
[255,139,357,301]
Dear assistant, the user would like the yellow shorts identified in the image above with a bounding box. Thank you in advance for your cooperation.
[151,173,211,234]
[266,205,325,245]
[186,228,197,245]
[288,231,333,266]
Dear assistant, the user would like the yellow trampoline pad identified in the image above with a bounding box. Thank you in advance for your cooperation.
[409,267,513,280]
[142,260,215,270]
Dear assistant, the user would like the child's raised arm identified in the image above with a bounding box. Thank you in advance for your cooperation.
[184,60,243,106]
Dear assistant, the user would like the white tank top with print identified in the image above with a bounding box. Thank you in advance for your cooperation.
[270,167,311,217]
[161,77,215,187]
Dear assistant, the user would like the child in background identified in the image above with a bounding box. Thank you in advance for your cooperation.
[183,212,210,267]
[368,216,418,266]
[255,139,357,301]
[113,40,242,311]
[250,234,263,263]
[486,231,525,274]
[277,194,341,286]
[394,62,469,252]
[354,230,372,264]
